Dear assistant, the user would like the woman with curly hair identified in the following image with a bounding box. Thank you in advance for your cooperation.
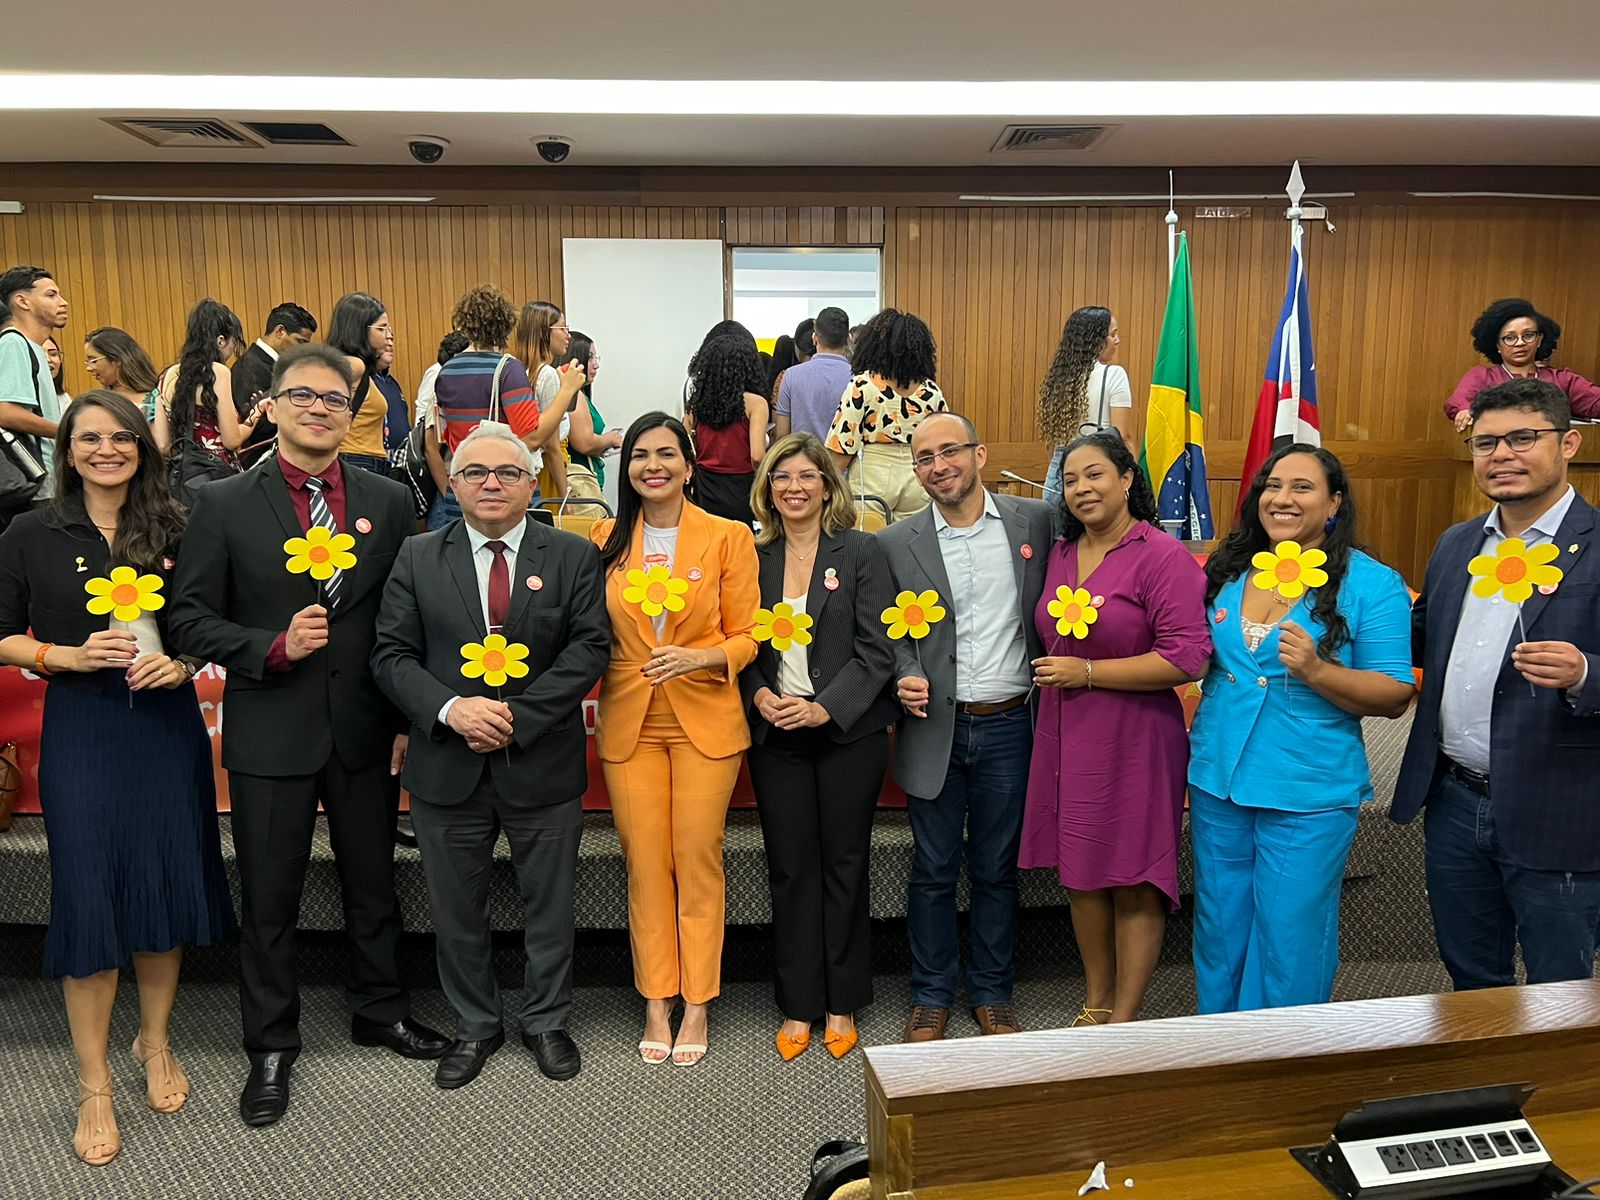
[1020,432,1211,1025]
[154,299,254,484]
[825,308,946,521]
[1187,445,1414,1013]
[684,331,769,526]
[1039,306,1132,500]
[1446,298,1600,430]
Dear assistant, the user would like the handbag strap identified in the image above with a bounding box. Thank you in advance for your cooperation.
[489,354,512,424]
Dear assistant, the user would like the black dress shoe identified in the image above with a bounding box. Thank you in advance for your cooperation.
[434,1030,505,1090]
[240,1052,293,1127]
[522,1029,582,1081]
[351,1016,450,1060]
[394,816,418,849]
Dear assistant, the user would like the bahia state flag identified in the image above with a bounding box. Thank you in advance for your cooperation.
[1138,232,1214,540]
[1238,225,1322,513]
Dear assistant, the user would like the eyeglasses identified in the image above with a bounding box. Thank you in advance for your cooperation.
[71,430,139,450]
[452,464,532,486]
[83,355,105,368]
[370,323,394,338]
[1499,331,1543,346]
[911,443,979,470]
[1464,427,1563,456]
[274,387,353,412]
[552,323,569,333]
[770,470,823,487]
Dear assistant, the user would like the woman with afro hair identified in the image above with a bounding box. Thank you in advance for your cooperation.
[825,308,947,521]
[1445,298,1600,430]
[684,330,769,526]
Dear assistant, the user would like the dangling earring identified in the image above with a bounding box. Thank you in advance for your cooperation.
[1324,513,1339,534]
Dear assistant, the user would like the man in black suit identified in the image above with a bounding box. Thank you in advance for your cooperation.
[372,422,608,1088]
[231,302,317,467]
[170,342,446,1127]
[1394,378,1600,990]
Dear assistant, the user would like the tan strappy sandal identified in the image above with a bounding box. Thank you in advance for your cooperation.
[131,1035,190,1113]
[1069,1006,1113,1028]
[74,1079,120,1166]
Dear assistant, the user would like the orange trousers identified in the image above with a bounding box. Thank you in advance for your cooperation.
[602,688,743,1004]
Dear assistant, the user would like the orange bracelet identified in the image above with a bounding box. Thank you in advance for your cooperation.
[33,642,55,675]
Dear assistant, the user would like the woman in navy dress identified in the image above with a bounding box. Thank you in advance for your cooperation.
[0,391,235,1166]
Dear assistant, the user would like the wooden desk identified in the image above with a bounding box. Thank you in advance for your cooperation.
[865,981,1600,1200]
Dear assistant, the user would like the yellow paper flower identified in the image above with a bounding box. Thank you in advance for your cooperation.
[622,565,689,617]
[881,589,946,641]
[459,633,531,688]
[84,566,165,621]
[284,526,357,581]
[1468,538,1563,604]
[752,603,814,652]
[1047,585,1098,640]
[1250,539,1328,600]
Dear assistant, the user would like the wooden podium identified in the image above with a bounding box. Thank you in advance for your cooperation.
[864,981,1600,1199]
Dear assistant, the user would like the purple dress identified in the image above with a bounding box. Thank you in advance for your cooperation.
[1019,523,1212,909]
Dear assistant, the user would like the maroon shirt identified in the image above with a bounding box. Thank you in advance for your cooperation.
[266,454,349,672]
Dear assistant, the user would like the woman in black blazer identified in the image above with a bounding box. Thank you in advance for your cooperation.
[0,392,234,1166]
[741,432,898,1061]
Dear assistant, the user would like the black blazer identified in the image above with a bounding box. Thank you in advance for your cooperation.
[167,457,413,777]
[1393,493,1600,871]
[230,343,277,463]
[0,499,182,695]
[370,516,609,806]
[739,528,898,745]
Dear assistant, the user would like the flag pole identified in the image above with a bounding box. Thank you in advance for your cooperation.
[1165,169,1178,283]
[1285,159,1305,260]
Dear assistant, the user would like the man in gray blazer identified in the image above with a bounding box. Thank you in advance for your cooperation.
[371,423,609,1089]
[878,412,1052,1043]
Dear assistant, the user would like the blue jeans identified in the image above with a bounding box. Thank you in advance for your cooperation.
[906,704,1032,1008]
[339,452,391,475]
[1424,770,1600,990]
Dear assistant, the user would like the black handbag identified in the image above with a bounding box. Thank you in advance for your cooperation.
[0,329,49,509]
[164,370,239,508]
[801,1139,869,1200]
[391,413,438,520]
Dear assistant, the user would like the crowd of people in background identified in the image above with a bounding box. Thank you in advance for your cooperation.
[1,260,1598,1170]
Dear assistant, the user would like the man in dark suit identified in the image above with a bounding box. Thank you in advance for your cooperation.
[877,412,1052,1042]
[1394,378,1600,990]
[170,342,446,1127]
[372,421,609,1088]
[231,302,317,467]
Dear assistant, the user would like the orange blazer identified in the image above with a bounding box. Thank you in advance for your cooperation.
[589,502,759,762]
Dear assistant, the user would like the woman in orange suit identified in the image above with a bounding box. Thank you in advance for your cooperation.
[591,410,759,1067]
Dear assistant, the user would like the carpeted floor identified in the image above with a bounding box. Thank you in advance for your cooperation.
[0,914,1460,1200]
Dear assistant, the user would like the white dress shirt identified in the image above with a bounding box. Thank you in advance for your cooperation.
[934,492,1031,702]
[438,518,529,726]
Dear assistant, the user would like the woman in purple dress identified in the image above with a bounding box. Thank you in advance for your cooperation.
[1021,432,1211,1025]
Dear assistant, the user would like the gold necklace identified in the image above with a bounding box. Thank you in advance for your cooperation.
[786,542,817,559]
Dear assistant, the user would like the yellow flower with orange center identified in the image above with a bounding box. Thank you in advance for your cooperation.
[284,526,357,581]
[881,589,946,641]
[84,566,165,621]
[622,565,689,618]
[1468,538,1563,604]
[1250,539,1328,600]
[752,603,814,652]
[459,633,531,689]
[1047,585,1098,640]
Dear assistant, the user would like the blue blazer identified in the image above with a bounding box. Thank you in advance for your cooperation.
[1189,550,1413,812]
[1392,493,1600,871]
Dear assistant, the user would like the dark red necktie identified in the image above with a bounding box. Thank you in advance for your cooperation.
[486,540,509,632]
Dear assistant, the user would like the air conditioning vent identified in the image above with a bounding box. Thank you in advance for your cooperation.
[241,121,351,146]
[991,125,1114,154]
[106,118,260,149]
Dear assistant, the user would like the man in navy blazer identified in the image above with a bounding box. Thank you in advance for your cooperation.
[1394,379,1600,989]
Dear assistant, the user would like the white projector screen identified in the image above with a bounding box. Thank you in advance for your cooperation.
[560,238,727,510]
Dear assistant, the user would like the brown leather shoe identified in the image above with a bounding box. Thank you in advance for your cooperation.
[972,1003,1022,1035]
[902,1006,949,1043]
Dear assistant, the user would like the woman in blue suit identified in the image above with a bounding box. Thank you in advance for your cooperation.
[1188,445,1415,1012]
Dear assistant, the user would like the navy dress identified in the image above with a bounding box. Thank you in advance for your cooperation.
[0,500,235,980]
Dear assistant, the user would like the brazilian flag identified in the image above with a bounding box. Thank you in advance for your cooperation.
[1138,233,1214,540]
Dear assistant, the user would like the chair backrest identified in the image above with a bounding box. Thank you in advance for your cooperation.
[535,495,615,518]
[853,493,892,524]
[855,508,888,533]
[550,513,599,540]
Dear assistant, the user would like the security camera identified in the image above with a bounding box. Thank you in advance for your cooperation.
[407,136,449,165]
[534,136,573,164]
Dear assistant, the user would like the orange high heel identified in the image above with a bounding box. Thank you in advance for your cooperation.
[775,1026,812,1061]
[823,1025,859,1059]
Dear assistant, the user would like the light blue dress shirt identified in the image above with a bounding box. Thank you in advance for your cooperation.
[933,493,1031,702]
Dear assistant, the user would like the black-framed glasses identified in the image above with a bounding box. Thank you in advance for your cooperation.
[452,464,532,486]
[911,443,979,470]
[1499,331,1543,346]
[1464,427,1562,457]
[71,430,139,450]
[274,387,353,412]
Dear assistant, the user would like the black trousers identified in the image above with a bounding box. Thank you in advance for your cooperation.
[229,757,408,1055]
[748,725,887,1020]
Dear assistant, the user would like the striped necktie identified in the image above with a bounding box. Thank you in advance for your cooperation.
[304,475,344,611]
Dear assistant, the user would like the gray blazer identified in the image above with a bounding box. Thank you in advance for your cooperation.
[877,492,1053,798]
